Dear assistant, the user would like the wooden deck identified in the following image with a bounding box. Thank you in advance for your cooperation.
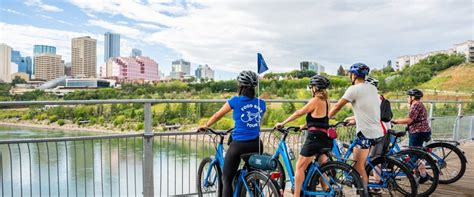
[431,141,474,197]
[283,141,474,196]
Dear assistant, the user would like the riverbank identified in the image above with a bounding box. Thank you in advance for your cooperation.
[0,119,123,133]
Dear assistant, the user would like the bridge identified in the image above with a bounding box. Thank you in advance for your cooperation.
[0,99,472,196]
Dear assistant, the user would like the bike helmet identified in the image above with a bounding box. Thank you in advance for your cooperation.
[237,70,258,87]
[309,75,330,89]
[366,77,379,87]
[406,89,423,98]
[348,63,370,77]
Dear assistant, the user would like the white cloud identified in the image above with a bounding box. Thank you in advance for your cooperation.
[1,8,27,16]
[25,0,63,12]
[88,19,143,38]
[148,1,473,73]
[69,0,178,26]
[136,23,164,31]
[68,1,472,74]
[0,22,97,63]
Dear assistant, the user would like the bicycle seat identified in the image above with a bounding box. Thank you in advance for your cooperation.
[388,129,406,137]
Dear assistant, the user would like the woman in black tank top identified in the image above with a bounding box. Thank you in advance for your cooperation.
[275,75,332,197]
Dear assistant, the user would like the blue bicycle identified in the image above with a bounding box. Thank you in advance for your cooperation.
[389,132,467,184]
[330,122,418,197]
[196,128,281,197]
[271,126,367,197]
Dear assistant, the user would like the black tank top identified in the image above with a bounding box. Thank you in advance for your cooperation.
[306,100,329,129]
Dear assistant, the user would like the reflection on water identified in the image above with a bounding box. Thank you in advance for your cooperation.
[0,126,214,196]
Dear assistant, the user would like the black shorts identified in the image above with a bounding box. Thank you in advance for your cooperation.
[300,131,333,157]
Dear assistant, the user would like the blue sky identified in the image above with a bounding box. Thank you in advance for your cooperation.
[1,0,472,80]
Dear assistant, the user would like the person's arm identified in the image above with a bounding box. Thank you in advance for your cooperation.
[200,102,232,128]
[275,98,316,127]
[392,118,413,125]
[392,103,417,125]
[344,115,356,125]
[328,99,349,118]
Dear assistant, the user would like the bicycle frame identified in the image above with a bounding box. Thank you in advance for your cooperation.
[272,130,339,196]
[332,138,391,188]
[201,130,255,197]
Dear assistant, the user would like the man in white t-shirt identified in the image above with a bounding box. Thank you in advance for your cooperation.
[329,63,385,187]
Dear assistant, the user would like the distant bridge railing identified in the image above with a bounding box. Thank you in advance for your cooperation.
[0,99,472,196]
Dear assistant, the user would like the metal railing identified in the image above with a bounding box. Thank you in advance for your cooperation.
[0,99,472,196]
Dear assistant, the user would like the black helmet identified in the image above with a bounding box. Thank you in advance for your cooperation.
[309,75,330,89]
[237,70,258,87]
[406,89,423,98]
[366,77,379,87]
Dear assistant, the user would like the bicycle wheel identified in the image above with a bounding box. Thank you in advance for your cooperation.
[238,170,281,197]
[365,156,418,197]
[395,149,439,197]
[426,142,467,184]
[308,161,368,197]
[197,157,222,197]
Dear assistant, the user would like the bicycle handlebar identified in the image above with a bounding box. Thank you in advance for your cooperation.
[274,126,301,134]
[197,128,233,136]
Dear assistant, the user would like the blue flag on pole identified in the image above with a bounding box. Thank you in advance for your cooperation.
[257,53,268,74]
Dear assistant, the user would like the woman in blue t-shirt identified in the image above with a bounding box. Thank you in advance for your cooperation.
[199,70,266,196]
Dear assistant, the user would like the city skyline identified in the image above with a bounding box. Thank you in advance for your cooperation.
[0,0,472,80]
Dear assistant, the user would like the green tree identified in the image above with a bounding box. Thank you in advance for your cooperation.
[337,65,346,76]
[11,76,27,85]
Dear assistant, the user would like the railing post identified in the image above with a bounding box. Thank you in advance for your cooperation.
[453,103,462,141]
[470,116,473,140]
[428,102,434,128]
[143,102,154,196]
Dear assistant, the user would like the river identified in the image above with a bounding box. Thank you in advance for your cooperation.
[0,126,214,197]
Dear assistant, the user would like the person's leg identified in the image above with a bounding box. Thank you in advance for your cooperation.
[317,154,330,190]
[294,155,314,197]
[222,142,241,196]
[353,147,370,185]
[410,133,428,179]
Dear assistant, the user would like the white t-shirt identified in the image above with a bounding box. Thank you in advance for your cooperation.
[342,82,384,139]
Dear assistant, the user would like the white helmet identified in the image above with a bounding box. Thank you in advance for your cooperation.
[366,77,378,87]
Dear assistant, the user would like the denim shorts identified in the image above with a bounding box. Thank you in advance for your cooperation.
[409,132,431,147]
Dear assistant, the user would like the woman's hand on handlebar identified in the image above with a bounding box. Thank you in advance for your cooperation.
[274,122,285,129]
[197,125,208,133]
[343,117,356,125]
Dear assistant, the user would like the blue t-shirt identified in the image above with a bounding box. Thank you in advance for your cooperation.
[228,96,266,141]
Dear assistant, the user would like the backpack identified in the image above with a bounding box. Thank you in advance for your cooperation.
[380,95,393,122]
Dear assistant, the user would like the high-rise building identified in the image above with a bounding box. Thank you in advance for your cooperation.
[0,44,12,83]
[72,36,97,78]
[11,50,32,77]
[104,32,120,62]
[131,48,142,57]
[195,64,215,80]
[300,61,325,74]
[34,45,56,55]
[65,62,72,76]
[34,54,65,81]
[171,59,191,78]
[33,45,56,76]
[100,56,159,81]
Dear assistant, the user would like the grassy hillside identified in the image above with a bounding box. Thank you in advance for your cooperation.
[418,63,474,92]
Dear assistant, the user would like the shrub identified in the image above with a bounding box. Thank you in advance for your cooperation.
[113,115,126,126]
[57,119,65,126]
[98,116,105,125]
[36,113,48,121]
[135,123,144,131]
[89,117,97,125]
[48,115,58,123]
